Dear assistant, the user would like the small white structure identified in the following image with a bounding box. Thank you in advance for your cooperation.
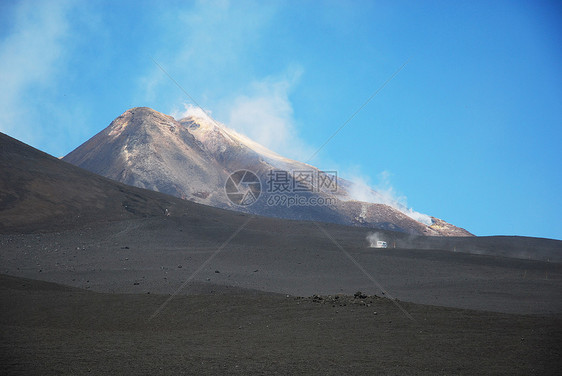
[366,232,389,248]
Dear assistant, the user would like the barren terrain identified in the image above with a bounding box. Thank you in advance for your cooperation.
[1,131,561,374]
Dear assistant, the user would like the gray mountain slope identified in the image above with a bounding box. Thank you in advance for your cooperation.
[63,107,472,236]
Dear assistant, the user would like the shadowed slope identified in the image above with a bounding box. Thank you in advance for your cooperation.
[0,132,192,233]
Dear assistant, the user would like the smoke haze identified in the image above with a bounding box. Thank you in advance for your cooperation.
[367,232,384,248]
[348,171,433,226]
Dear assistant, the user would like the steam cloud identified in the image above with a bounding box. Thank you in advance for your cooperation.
[172,104,212,122]
[174,103,434,228]
[348,171,433,226]
[224,69,313,162]
[366,232,384,248]
[0,1,75,152]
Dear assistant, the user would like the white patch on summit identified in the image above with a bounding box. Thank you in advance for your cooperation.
[108,119,129,139]
[175,104,297,165]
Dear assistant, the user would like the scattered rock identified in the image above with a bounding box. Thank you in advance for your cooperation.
[354,291,367,299]
[301,292,381,308]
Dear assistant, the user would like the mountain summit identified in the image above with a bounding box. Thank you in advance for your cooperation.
[63,107,471,236]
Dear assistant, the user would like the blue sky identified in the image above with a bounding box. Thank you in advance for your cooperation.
[1,0,561,239]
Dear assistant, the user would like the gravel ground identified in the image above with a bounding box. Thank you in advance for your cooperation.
[1,274,561,376]
[1,216,560,315]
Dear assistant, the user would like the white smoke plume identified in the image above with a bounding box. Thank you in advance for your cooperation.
[349,171,433,226]
[0,1,74,152]
[171,68,313,163]
[171,104,212,122]
[366,232,385,248]
[222,68,314,162]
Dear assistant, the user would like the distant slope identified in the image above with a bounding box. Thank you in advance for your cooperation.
[62,108,230,206]
[0,132,190,233]
[402,234,562,263]
[0,131,559,265]
[63,107,471,236]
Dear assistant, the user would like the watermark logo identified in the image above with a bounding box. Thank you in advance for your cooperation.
[266,170,338,193]
[266,194,337,208]
[225,170,262,206]
[225,169,338,207]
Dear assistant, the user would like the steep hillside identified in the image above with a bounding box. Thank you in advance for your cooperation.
[63,107,471,236]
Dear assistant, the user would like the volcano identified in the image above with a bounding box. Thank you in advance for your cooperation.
[63,107,471,236]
